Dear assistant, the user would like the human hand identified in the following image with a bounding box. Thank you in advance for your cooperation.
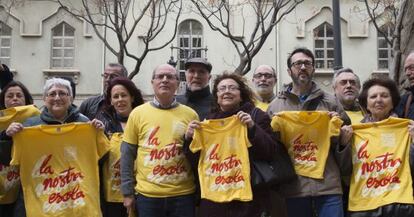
[185,120,201,140]
[328,111,339,118]
[340,125,353,145]
[237,111,254,129]
[90,119,104,130]
[123,196,135,215]
[6,122,24,137]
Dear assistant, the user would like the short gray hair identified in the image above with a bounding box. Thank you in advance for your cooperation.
[107,63,128,77]
[43,78,73,98]
[332,67,361,88]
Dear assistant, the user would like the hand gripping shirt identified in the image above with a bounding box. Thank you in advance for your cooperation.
[123,102,198,198]
[349,117,414,211]
[271,111,343,179]
[190,116,252,202]
[10,123,109,217]
[0,104,40,204]
[103,132,123,202]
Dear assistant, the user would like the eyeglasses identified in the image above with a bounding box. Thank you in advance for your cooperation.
[253,73,274,79]
[405,65,414,72]
[47,91,69,98]
[217,85,240,93]
[102,73,120,80]
[291,60,313,69]
[153,73,177,81]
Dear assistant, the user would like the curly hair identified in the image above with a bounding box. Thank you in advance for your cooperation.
[0,81,33,109]
[104,77,144,114]
[358,77,400,114]
[211,72,254,112]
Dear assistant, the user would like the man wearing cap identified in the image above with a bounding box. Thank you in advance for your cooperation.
[177,58,213,121]
[252,65,277,111]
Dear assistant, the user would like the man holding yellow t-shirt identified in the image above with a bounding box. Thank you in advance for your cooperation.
[268,47,348,217]
[120,64,198,217]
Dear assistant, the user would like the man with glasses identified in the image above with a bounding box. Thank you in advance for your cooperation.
[396,51,414,119]
[177,58,213,121]
[79,63,128,120]
[332,68,363,124]
[121,64,198,217]
[268,47,347,217]
[252,65,277,111]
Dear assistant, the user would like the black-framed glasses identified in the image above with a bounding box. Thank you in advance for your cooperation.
[291,60,313,69]
[253,73,274,79]
[405,64,414,72]
[102,73,120,80]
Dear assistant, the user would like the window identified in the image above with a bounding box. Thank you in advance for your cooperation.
[0,22,12,66]
[377,24,394,70]
[177,20,203,82]
[313,22,334,69]
[51,22,75,68]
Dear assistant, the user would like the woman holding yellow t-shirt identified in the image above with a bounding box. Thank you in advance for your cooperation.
[97,77,144,217]
[0,81,38,217]
[340,77,414,217]
[184,73,278,217]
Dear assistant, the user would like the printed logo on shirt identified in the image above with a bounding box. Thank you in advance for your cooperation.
[354,140,402,197]
[32,154,86,213]
[290,134,318,167]
[143,125,189,184]
[204,143,245,191]
[0,164,19,192]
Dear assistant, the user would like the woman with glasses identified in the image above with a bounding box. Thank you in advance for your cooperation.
[96,77,144,217]
[0,81,39,217]
[4,78,105,217]
[184,72,277,217]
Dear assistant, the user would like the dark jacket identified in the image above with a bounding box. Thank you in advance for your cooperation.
[79,95,105,120]
[187,102,278,217]
[177,86,213,121]
[0,64,13,90]
[395,87,414,119]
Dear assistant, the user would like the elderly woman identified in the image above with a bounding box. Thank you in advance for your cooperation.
[185,72,277,217]
[5,78,104,217]
[96,77,144,217]
[0,81,37,217]
[340,77,414,217]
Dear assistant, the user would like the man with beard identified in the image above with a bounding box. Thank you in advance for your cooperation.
[332,68,363,123]
[395,51,414,119]
[252,65,277,111]
[267,47,347,217]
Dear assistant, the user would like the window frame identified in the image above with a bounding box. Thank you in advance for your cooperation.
[51,22,75,69]
[313,22,334,70]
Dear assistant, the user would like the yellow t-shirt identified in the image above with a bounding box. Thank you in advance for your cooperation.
[254,100,269,112]
[0,105,40,131]
[10,123,109,217]
[271,111,343,179]
[123,102,198,198]
[0,104,40,204]
[346,110,364,124]
[103,132,123,202]
[349,117,414,211]
[190,116,252,202]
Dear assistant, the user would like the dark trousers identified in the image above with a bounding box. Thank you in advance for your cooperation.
[135,193,195,217]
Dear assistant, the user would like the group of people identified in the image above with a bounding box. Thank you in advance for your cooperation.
[0,46,413,217]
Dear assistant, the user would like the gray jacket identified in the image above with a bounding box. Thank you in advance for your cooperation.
[267,82,347,198]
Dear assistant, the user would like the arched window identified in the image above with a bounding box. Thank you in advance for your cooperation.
[314,22,334,69]
[0,22,12,66]
[51,22,75,68]
[177,20,203,81]
[377,24,394,70]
